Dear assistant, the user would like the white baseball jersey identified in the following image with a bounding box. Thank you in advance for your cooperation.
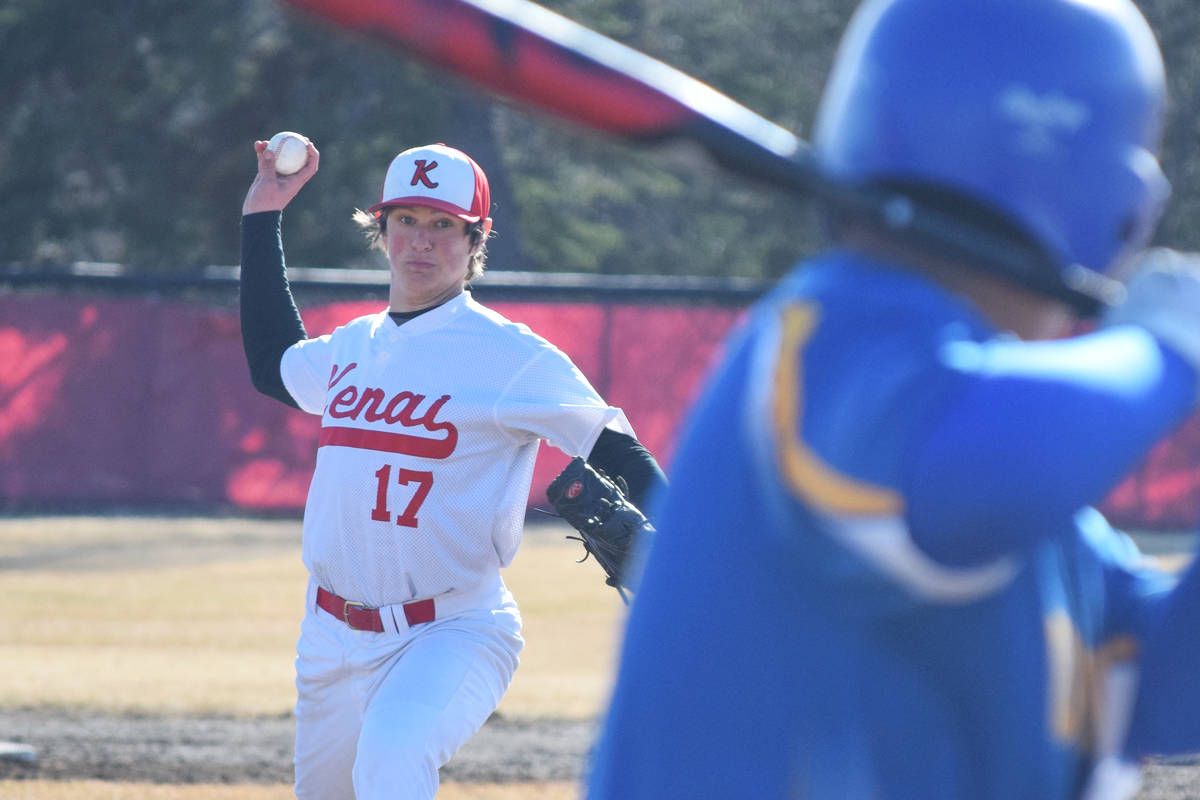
[280,291,633,607]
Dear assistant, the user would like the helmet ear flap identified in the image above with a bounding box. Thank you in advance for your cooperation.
[863,180,1047,257]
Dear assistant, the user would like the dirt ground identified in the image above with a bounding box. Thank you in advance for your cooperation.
[1,708,1199,798]
[0,708,593,785]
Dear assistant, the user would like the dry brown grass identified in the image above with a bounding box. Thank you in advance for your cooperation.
[0,514,626,718]
[0,514,617,798]
[0,519,306,715]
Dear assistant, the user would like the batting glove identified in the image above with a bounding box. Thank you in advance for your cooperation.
[1103,248,1200,378]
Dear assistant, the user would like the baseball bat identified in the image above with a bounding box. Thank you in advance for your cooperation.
[277,0,1120,314]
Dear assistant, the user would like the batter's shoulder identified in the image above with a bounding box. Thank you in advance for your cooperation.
[786,251,972,325]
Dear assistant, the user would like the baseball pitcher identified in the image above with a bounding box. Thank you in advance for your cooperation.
[240,139,665,799]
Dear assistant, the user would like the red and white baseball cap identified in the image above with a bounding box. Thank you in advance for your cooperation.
[368,143,491,222]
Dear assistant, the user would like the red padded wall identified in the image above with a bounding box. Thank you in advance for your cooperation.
[2,293,1197,528]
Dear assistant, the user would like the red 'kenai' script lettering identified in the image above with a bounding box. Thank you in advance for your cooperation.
[321,365,457,458]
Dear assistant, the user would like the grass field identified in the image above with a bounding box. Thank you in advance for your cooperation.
[0,514,624,798]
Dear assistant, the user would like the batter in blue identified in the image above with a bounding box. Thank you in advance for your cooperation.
[587,1,1200,798]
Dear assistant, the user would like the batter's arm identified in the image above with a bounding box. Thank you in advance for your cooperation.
[902,329,1196,567]
[906,251,1200,568]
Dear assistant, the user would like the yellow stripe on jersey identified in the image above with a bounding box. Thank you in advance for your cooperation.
[1043,613,1141,748]
[774,304,903,516]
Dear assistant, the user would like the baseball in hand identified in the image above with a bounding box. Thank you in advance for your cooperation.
[267,131,310,176]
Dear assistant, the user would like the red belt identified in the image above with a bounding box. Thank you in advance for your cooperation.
[316,586,436,632]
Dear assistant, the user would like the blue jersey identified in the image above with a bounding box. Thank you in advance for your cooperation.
[588,251,1198,799]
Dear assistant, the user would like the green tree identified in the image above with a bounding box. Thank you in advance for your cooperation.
[0,0,465,268]
[1,0,1198,278]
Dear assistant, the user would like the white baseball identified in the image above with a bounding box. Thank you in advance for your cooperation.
[267,131,310,176]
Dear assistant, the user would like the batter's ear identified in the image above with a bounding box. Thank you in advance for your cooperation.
[481,217,493,236]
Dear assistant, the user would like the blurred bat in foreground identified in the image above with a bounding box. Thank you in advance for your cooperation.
[279,0,1119,314]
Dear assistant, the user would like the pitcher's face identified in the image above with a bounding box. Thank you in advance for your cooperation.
[383,205,476,311]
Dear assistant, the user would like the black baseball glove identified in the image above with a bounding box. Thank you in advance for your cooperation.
[546,457,654,598]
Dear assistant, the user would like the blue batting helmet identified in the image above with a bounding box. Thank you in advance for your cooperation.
[813,0,1170,284]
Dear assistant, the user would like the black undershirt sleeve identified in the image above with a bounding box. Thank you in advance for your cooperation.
[240,211,306,408]
[587,428,668,520]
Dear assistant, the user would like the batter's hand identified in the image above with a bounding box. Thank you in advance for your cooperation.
[1104,248,1200,385]
[242,137,320,215]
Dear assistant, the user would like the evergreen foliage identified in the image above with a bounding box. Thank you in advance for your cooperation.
[1,0,1195,280]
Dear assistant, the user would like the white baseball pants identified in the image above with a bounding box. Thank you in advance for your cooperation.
[292,577,524,799]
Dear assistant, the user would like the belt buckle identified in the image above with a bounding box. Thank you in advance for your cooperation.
[343,600,367,625]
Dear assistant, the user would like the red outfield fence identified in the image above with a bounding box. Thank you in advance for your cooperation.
[2,288,1200,529]
[0,290,737,515]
